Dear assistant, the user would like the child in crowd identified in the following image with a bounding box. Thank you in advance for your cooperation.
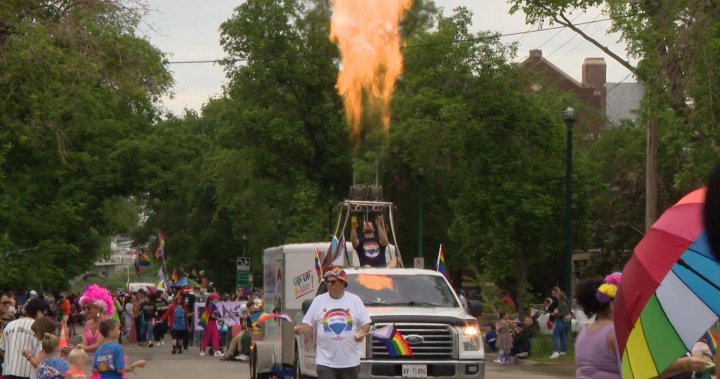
[67,346,89,379]
[92,319,146,379]
[510,316,536,361]
[494,312,513,365]
[22,316,57,377]
[35,333,69,379]
[483,323,497,352]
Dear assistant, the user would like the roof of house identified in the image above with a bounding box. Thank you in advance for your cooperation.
[606,82,645,125]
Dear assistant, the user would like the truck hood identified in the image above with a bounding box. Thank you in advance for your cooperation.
[367,306,475,325]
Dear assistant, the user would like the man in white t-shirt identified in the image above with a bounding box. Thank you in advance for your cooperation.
[0,298,49,379]
[294,267,371,379]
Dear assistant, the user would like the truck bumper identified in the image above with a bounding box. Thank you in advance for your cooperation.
[358,360,485,379]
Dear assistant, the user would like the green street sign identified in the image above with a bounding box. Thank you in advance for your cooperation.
[236,257,250,288]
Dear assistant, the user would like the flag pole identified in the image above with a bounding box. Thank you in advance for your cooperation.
[157,233,168,288]
[436,244,442,271]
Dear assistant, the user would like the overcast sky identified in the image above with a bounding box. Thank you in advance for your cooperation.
[140,0,636,115]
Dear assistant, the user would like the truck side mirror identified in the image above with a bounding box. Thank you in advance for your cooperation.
[467,300,483,317]
[302,299,314,314]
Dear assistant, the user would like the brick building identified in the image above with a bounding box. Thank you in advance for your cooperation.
[521,49,643,139]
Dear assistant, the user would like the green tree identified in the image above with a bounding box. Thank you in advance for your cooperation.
[383,7,591,309]
[0,0,171,289]
[509,0,720,229]
[134,0,355,290]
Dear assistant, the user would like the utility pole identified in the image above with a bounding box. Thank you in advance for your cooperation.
[562,107,576,296]
[417,168,425,259]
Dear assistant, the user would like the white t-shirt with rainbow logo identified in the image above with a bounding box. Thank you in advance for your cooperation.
[302,291,371,368]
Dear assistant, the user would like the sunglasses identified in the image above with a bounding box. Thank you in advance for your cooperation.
[326,280,341,285]
[1,301,11,305]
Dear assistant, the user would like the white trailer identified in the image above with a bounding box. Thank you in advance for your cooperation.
[249,244,483,379]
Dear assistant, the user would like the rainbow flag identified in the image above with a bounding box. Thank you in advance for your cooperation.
[372,324,412,357]
[156,267,167,289]
[251,312,293,326]
[200,309,210,328]
[704,330,719,354]
[436,244,448,278]
[171,269,178,283]
[137,252,151,267]
[155,233,166,259]
[334,235,346,265]
[250,312,264,326]
[322,236,339,269]
[314,248,323,280]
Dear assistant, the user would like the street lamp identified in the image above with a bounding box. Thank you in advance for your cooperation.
[562,107,576,296]
[417,168,425,259]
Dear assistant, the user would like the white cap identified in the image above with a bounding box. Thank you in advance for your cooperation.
[29,290,38,297]
[253,298,263,308]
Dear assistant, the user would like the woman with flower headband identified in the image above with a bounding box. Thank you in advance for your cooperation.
[575,273,623,378]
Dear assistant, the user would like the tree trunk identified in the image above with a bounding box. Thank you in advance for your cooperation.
[513,250,528,317]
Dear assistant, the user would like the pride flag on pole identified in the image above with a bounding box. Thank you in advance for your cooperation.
[251,312,294,326]
[155,233,166,259]
[156,267,167,290]
[171,269,178,283]
[322,236,340,269]
[371,324,412,357]
[137,252,151,267]
[704,330,719,354]
[314,248,323,280]
[436,244,448,279]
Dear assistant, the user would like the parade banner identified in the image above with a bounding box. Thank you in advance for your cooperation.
[193,301,246,331]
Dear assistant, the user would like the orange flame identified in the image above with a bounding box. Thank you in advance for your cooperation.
[356,274,396,291]
[330,0,412,139]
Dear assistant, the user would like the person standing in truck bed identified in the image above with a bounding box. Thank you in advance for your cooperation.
[350,214,396,268]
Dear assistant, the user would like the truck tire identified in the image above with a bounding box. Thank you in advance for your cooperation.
[293,344,301,379]
[249,343,258,379]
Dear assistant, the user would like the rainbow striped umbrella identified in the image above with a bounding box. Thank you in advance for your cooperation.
[615,188,720,378]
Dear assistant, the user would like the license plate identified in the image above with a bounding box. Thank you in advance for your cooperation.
[402,364,428,377]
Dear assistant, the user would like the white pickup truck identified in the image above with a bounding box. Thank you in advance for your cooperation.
[250,243,485,379]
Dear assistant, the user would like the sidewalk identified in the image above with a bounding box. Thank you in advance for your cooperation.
[484,352,576,377]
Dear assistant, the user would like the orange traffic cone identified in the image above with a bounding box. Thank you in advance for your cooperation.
[59,325,68,348]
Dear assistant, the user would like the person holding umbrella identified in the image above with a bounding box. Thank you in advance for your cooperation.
[704,164,720,378]
[614,169,720,378]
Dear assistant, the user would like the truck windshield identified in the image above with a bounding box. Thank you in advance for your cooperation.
[344,273,459,307]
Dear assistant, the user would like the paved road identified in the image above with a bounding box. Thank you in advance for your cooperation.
[121,342,574,379]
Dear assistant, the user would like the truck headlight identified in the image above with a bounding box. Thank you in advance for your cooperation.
[462,323,481,351]
[463,325,479,336]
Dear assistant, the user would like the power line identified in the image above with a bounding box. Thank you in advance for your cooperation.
[555,18,608,63]
[544,13,602,60]
[533,12,583,51]
[166,17,617,65]
[606,72,636,95]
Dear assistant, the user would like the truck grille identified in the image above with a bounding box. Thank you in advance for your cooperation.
[370,323,454,360]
